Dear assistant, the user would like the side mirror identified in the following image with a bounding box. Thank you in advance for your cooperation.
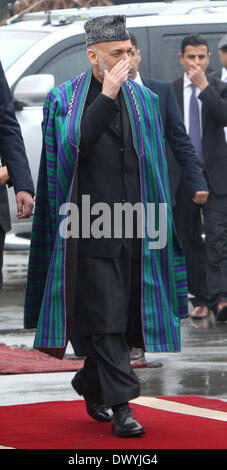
[13,74,55,107]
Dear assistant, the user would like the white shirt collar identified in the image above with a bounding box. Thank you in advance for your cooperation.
[221,67,227,81]
[183,72,201,97]
[134,71,143,85]
[183,72,193,88]
[182,72,202,135]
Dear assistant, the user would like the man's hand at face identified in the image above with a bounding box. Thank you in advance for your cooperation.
[187,63,209,91]
[16,191,34,219]
[102,59,130,100]
[193,190,209,205]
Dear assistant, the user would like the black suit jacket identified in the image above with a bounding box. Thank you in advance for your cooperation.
[210,68,222,80]
[172,74,227,195]
[141,76,208,202]
[0,61,34,232]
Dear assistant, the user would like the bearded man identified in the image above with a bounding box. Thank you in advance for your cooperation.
[24,15,188,438]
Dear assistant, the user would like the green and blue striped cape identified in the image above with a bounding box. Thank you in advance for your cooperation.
[24,68,188,358]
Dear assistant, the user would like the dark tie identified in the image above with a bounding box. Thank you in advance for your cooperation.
[189,84,203,163]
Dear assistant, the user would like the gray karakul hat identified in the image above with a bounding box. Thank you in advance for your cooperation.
[218,34,227,49]
[84,15,129,47]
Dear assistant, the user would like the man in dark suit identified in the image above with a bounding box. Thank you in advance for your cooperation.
[129,34,208,208]
[0,61,34,288]
[215,34,227,82]
[172,34,227,321]
[128,34,209,327]
[0,167,11,288]
[212,35,227,143]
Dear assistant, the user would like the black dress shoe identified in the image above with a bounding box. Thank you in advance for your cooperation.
[130,347,145,361]
[112,407,145,438]
[71,372,113,422]
[216,302,227,322]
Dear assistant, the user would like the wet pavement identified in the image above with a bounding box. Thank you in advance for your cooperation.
[1,251,227,407]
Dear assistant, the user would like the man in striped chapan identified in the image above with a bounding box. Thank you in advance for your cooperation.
[24,15,188,438]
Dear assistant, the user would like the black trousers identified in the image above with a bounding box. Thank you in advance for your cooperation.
[174,181,227,309]
[173,180,208,306]
[71,242,143,407]
[0,227,5,290]
[80,333,140,407]
[203,193,227,308]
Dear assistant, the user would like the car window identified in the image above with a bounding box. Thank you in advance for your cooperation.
[128,27,150,77]
[39,45,89,86]
[157,30,225,82]
[0,30,48,71]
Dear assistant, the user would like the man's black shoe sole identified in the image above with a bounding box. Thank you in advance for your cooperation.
[71,375,83,395]
[71,374,113,422]
[112,424,145,438]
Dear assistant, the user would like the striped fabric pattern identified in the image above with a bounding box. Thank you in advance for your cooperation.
[24,68,188,357]
[122,80,188,352]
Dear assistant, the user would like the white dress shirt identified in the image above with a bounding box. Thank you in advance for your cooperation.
[221,66,227,82]
[183,72,203,138]
[221,67,227,142]
[134,71,143,85]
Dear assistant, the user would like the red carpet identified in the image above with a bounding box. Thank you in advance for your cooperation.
[0,344,148,374]
[0,396,227,449]
[0,344,84,374]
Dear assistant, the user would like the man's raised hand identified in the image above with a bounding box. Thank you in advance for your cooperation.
[102,60,130,100]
